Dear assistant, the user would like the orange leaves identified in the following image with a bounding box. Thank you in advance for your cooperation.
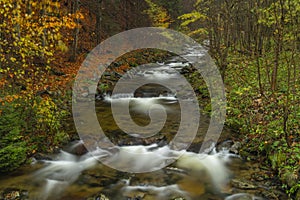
[126,57,137,63]
[8,73,14,78]
[63,15,78,29]
[63,11,84,29]
[0,78,8,88]
[115,64,130,74]
[75,12,85,20]
[0,94,21,105]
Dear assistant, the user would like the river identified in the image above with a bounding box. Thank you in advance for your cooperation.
[0,45,283,200]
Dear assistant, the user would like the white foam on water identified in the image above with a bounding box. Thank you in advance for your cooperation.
[68,139,84,150]
[104,93,177,102]
[122,184,190,200]
[34,150,100,199]
[176,149,231,190]
[103,93,134,100]
[104,94,177,114]
[35,142,235,199]
[41,179,68,200]
[144,71,178,79]
[156,61,165,65]
[36,151,98,182]
[167,62,190,68]
[100,144,178,172]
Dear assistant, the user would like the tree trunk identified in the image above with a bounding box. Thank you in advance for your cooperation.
[70,0,80,62]
[95,0,102,45]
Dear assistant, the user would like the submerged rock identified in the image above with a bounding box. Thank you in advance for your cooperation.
[86,193,110,200]
[0,188,29,200]
[230,179,257,189]
[217,140,242,154]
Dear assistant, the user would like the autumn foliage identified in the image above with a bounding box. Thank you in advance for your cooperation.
[0,0,80,172]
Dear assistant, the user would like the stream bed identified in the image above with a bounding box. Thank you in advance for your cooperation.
[0,45,287,200]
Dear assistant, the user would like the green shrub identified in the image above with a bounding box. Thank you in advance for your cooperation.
[0,92,69,172]
[0,98,28,172]
[0,144,27,172]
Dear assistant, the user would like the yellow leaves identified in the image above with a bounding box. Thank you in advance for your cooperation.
[0,0,76,97]
[10,57,17,62]
[178,11,207,27]
[57,40,68,52]
[75,12,84,20]
[234,87,252,96]
[188,28,208,37]
[33,97,58,125]
[60,11,84,30]
[144,0,172,28]
[31,2,37,7]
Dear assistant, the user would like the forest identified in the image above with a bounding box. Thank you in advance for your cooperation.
[0,0,299,199]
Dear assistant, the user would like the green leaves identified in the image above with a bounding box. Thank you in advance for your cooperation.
[0,92,69,172]
[0,144,27,172]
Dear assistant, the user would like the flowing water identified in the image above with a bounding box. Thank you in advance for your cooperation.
[0,46,265,200]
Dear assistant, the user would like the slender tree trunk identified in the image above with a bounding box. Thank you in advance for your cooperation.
[95,0,102,44]
[256,53,263,96]
[271,0,284,92]
[70,0,80,62]
[254,1,263,96]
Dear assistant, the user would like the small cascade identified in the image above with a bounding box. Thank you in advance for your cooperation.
[42,179,68,200]
[103,93,134,100]
[104,93,178,114]
[34,141,235,199]
[176,148,232,190]
[104,94,177,103]
[34,150,99,199]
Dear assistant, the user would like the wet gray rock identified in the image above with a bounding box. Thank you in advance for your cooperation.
[124,191,145,199]
[231,179,257,189]
[217,140,234,151]
[217,140,242,154]
[33,153,53,161]
[180,65,194,74]
[230,142,242,154]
